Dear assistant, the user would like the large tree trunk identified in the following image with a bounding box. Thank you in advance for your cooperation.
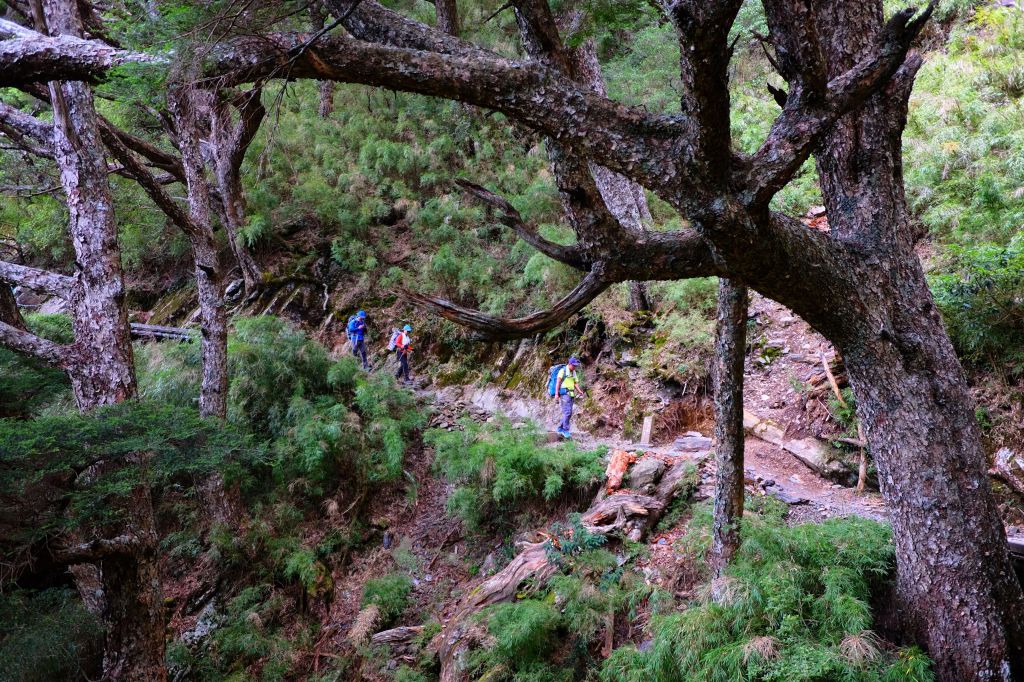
[170,88,228,419]
[709,278,746,577]
[39,2,160,677]
[42,0,136,410]
[842,274,1024,678]
[802,3,1024,676]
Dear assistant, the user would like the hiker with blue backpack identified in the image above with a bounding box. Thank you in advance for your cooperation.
[549,357,586,439]
[347,310,370,370]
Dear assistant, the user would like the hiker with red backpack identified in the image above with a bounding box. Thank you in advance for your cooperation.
[391,324,414,385]
[549,356,586,439]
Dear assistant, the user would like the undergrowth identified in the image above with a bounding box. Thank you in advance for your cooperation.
[427,420,606,532]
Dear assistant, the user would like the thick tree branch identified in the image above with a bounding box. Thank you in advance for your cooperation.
[455,180,589,270]
[52,533,146,563]
[743,2,935,207]
[0,258,75,297]
[0,18,157,85]
[0,318,69,366]
[663,0,743,183]
[404,265,612,340]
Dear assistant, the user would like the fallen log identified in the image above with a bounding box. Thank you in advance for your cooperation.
[129,322,193,341]
[428,456,694,682]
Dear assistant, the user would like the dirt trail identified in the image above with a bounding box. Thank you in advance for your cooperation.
[425,293,887,525]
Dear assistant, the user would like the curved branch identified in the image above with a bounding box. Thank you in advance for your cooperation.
[455,180,588,270]
[0,259,75,297]
[404,265,612,340]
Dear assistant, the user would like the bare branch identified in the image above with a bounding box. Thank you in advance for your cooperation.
[0,18,159,85]
[0,258,75,297]
[404,265,612,340]
[454,180,589,270]
[0,318,69,366]
[52,533,146,564]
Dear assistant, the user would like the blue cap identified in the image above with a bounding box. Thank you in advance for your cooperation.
[358,310,366,318]
[403,324,412,332]
[568,356,580,366]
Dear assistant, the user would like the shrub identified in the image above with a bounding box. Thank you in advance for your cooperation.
[428,420,605,532]
[0,589,101,681]
[598,507,933,681]
[362,573,414,625]
[931,238,1024,375]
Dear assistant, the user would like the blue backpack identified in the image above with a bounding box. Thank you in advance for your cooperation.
[547,364,567,397]
[346,315,359,339]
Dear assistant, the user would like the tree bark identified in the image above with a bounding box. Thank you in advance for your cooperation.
[435,0,459,37]
[0,283,26,330]
[709,278,747,578]
[209,90,264,294]
[42,0,136,410]
[309,2,336,116]
[169,87,228,419]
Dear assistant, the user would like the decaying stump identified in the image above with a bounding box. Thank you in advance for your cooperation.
[423,455,694,682]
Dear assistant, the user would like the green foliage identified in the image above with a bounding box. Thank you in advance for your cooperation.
[362,573,414,625]
[599,509,933,682]
[168,584,314,682]
[0,589,101,681]
[906,6,1024,245]
[0,400,262,551]
[428,420,605,531]
[931,238,1024,374]
[639,279,718,386]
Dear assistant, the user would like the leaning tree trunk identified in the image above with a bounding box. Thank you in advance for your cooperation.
[42,0,136,410]
[170,87,228,419]
[309,1,336,117]
[805,3,1024,676]
[210,92,264,294]
[709,278,747,577]
[842,258,1024,679]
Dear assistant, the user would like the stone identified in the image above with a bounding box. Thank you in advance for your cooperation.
[769,489,809,505]
[674,435,712,451]
[627,457,667,489]
[480,552,497,576]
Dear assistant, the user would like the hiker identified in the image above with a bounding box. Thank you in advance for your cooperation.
[347,310,370,370]
[553,356,585,439]
[393,324,413,384]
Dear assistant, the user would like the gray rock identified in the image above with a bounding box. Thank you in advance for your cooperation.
[674,435,712,451]
[627,457,667,489]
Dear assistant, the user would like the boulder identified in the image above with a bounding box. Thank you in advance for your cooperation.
[627,457,667,490]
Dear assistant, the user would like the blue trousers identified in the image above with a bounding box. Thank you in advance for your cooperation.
[351,339,368,368]
[559,394,574,432]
